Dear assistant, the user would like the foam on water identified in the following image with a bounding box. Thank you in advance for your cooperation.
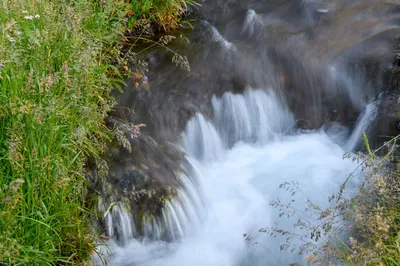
[101,134,360,266]
[98,88,365,265]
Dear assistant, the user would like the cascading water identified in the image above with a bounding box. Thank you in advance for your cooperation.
[98,88,362,266]
[346,101,379,151]
[212,89,294,146]
[97,0,400,265]
[184,113,225,161]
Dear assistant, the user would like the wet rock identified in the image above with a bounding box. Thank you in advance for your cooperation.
[371,42,400,148]
[94,130,183,237]
[372,91,400,147]
[382,63,400,91]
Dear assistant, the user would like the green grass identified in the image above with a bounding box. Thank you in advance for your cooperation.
[325,136,400,265]
[124,0,198,31]
[0,0,195,264]
[0,0,125,264]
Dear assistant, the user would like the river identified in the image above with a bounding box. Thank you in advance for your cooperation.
[96,0,400,265]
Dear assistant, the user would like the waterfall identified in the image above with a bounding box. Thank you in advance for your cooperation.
[98,0,398,264]
[243,10,263,36]
[346,101,379,151]
[99,88,366,266]
[101,203,136,246]
[212,88,294,146]
[183,113,224,162]
[201,20,234,50]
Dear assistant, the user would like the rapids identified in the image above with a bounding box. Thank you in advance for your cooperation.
[95,0,400,265]
[98,89,362,266]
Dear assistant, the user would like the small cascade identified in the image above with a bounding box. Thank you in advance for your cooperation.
[244,89,294,142]
[102,203,136,246]
[143,216,162,241]
[201,20,234,50]
[212,88,294,146]
[328,64,373,110]
[346,101,379,151]
[183,113,225,162]
[160,168,204,241]
[99,160,204,246]
[243,9,263,36]
[212,91,253,145]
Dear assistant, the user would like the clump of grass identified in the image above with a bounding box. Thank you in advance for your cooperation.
[123,0,198,31]
[331,135,400,265]
[0,0,126,264]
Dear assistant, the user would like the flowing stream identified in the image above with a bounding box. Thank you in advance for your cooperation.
[96,0,400,265]
[101,89,362,266]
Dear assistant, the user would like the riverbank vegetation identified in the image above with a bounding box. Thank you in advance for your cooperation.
[332,136,400,265]
[315,136,400,265]
[0,0,193,264]
[269,133,400,265]
[124,0,197,31]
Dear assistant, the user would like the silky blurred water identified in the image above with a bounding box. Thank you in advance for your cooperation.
[98,89,362,266]
[96,0,400,264]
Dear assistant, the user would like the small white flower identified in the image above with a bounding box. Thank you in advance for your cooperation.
[22,11,28,14]
[24,14,40,20]
[6,34,15,42]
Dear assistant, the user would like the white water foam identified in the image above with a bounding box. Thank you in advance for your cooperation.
[97,88,365,266]
[101,134,360,266]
